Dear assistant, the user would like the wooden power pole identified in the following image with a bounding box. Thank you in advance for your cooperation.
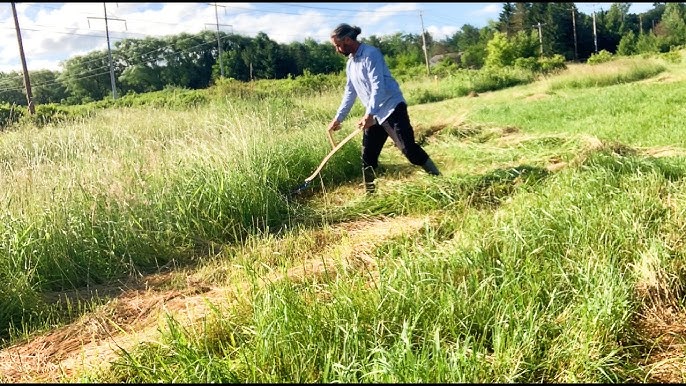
[533,22,546,56]
[571,7,578,61]
[592,10,598,53]
[11,2,34,114]
[419,11,430,75]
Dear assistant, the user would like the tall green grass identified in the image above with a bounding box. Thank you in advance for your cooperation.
[4,52,686,383]
[0,95,362,340]
[94,146,686,383]
[549,57,667,90]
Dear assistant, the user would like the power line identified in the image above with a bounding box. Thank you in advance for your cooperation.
[0,38,221,94]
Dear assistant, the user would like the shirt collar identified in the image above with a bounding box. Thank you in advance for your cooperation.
[349,43,364,60]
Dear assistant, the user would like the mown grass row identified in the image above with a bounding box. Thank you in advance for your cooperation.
[85,145,686,383]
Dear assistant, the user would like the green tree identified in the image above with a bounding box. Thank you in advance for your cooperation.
[221,50,250,81]
[115,36,167,93]
[617,29,638,55]
[217,34,253,81]
[511,2,532,33]
[447,24,482,51]
[30,70,68,104]
[654,2,686,49]
[58,50,115,104]
[606,2,631,35]
[443,24,490,69]
[498,2,517,37]
[0,71,28,105]
[241,32,283,80]
[635,31,660,53]
[640,3,666,35]
[302,39,345,74]
[541,2,577,59]
[511,29,540,59]
[160,32,215,88]
[485,31,517,68]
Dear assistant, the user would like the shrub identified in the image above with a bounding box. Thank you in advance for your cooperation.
[18,103,95,127]
[660,50,682,64]
[514,57,541,72]
[0,103,26,129]
[470,66,534,92]
[538,54,567,74]
[587,49,614,65]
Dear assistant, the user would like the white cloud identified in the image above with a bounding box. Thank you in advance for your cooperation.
[473,4,501,16]
[427,25,460,41]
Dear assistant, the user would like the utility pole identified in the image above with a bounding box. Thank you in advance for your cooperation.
[533,22,546,56]
[592,7,598,54]
[592,11,598,53]
[104,3,116,100]
[571,7,578,61]
[639,13,643,35]
[419,11,430,75]
[214,2,225,78]
[87,4,127,100]
[11,2,34,114]
[206,2,231,78]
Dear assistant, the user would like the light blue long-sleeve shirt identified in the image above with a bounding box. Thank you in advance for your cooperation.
[333,43,405,125]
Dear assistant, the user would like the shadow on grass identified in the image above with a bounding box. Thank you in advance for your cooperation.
[466,164,551,209]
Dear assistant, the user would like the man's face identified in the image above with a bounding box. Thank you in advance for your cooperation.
[331,36,352,56]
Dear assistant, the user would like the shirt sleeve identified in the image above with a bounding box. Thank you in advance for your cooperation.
[364,47,386,119]
[334,73,357,122]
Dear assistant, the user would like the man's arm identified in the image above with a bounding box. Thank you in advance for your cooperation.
[334,76,357,123]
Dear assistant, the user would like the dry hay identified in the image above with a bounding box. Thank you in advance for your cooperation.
[634,303,686,383]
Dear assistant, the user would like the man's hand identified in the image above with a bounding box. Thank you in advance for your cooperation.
[357,114,376,130]
[328,119,342,132]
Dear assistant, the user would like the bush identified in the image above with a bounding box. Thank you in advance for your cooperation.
[291,70,345,95]
[18,103,95,127]
[470,66,534,92]
[538,54,567,74]
[0,103,26,129]
[660,50,682,64]
[514,57,541,72]
[587,49,614,65]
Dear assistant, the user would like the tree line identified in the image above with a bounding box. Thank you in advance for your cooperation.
[0,2,681,107]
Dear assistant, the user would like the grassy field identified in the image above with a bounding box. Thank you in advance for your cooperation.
[2,53,686,383]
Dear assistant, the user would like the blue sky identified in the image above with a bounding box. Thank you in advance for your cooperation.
[0,2,658,73]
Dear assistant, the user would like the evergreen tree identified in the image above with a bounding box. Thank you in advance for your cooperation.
[499,2,516,37]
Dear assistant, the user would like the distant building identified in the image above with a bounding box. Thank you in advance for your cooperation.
[429,52,462,68]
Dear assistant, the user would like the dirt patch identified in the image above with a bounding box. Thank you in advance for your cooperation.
[634,303,686,383]
[0,215,429,383]
[524,93,550,101]
[642,146,686,158]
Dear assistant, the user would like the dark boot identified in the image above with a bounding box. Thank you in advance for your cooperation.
[362,165,376,194]
[422,157,441,176]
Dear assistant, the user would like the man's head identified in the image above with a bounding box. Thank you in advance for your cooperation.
[330,23,361,56]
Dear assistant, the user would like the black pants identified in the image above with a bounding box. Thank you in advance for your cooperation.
[361,102,429,170]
